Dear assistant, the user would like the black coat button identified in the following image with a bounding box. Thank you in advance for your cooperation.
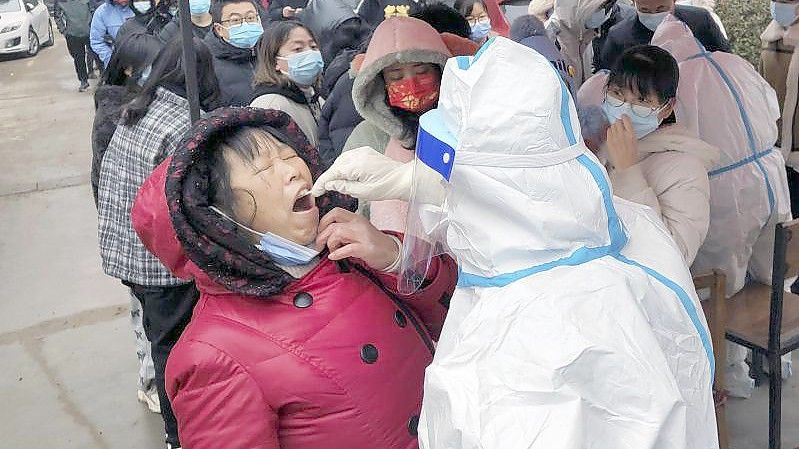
[439,292,452,309]
[360,344,378,364]
[293,292,313,308]
[394,310,407,328]
[408,415,419,436]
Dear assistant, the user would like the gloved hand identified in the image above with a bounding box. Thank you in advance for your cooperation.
[312,146,415,201]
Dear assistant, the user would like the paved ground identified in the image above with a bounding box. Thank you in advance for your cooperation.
[0,27,797,449]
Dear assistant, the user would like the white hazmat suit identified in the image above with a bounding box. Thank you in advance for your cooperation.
[314,37,719,449]
[652,16,792,394]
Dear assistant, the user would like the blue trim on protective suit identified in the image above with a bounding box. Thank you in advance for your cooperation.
[687,49,776,213]
[708,148,773,177]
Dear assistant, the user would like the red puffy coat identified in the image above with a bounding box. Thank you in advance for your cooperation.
[132,108,457,449]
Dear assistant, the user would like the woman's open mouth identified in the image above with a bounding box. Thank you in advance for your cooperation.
[293,190,315,212]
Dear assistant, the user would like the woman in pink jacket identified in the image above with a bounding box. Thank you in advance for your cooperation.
[131,107,457,449]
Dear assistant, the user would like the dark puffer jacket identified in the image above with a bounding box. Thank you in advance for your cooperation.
[204,31,257,107]
[318,72,361,167]
[131,107,457,449]
[91,84,129,205]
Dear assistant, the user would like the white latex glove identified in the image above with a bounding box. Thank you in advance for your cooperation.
[312,146,415,201]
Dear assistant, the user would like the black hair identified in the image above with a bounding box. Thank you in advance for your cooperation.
[208,126,293,223]
[121,36,220,125]
[453,0,487,19]
[607,45,678,105]
[321,17,373,66]
[101,32,162,87]
[411,3,471,39]
[253,20,318,88]
[210,0,260,24]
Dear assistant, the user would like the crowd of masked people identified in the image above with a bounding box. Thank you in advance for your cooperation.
[83,0,799,447]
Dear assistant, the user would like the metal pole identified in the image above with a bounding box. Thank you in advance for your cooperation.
[178,0,200,122]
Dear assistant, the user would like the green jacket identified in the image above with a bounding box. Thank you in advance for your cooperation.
[54,0,92,37]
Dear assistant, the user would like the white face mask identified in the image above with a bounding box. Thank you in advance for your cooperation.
[637,10,669,31]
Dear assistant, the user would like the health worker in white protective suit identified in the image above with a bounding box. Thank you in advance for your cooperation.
[650,15,793,397]
[313,36,717,449]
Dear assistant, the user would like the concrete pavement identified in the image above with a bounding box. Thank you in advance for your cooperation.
[0,26,798,449]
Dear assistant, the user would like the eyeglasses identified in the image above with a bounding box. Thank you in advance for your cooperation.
[604,90,669,118]
[466,15,489,26]
[221,14,259,27]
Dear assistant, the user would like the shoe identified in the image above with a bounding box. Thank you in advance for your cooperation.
[78,81,90,92]
[166,444,181,449]
[137,388,161,414]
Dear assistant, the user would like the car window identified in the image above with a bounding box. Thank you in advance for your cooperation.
[0,0,22,12]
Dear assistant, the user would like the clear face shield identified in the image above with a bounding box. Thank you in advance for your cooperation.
[398,109,457,294]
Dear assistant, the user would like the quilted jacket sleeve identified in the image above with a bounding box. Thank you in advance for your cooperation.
[166,339,280,449]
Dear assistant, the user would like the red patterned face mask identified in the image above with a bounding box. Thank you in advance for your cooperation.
[386,73,441,114]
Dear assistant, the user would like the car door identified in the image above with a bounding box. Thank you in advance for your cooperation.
[24,0,45,37]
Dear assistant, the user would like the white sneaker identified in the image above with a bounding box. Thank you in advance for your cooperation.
[137,388,161,414]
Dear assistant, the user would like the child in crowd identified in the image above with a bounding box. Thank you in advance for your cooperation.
[131,107,457,449]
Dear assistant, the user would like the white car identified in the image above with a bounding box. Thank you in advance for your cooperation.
[0,0,53,57]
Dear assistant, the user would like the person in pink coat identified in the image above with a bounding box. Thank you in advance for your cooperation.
[131,107,457,449]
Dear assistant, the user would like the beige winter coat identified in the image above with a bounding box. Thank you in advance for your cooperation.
[603,125,719,264]
[761,20,799,162]
[250,92,322,147]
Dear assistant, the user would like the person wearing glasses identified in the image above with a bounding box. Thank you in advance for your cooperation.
[577,45,718,265]
[453,0,495,44]
[206,0,263,106]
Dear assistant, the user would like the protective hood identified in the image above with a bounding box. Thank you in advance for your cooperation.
[424,37,611,279]
[651,14,781,168]
[650,14,704,62]
[351,17,452,148]
[301,0,357,42]
[131,108,356,298]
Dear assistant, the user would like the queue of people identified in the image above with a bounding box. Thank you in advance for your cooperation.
[87,0,799,448]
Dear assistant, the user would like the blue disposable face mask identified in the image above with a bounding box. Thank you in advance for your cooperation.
[279,49,324,86]
[601,99,663,139]
[225,22,263,49]
[772,1,799,27]
[210,206,320,266]
[189,0,210,15]
[637,10,669,31]
[585,8,609,29]
[470,19,491,41]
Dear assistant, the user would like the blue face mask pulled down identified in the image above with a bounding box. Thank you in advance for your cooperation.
[602,99,662,139]
[637,11,669,31]
[772,1,799,28]
[226,22,263,49]
[470,19,491,41]
[189,0,210,15]
[280,50,324,86]
[210,207,320,266]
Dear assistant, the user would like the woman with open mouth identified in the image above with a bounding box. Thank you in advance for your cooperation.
[131,107,458,449]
